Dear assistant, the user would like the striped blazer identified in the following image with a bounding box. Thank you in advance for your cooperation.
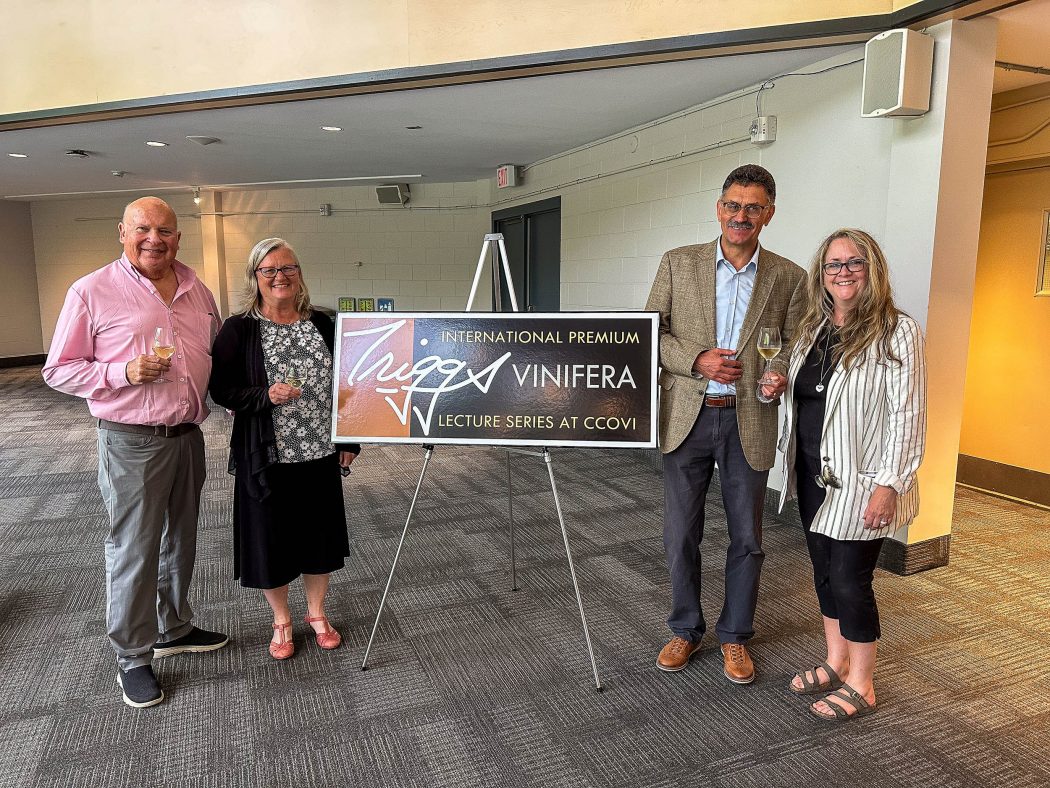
[777,314,927,541]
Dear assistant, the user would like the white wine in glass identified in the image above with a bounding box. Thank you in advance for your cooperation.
[285,365,305,405]
[285,366,304,389]
[152,326,174,382]
[756,326,782,386]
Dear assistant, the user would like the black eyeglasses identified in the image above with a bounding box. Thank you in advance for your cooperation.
[256,265,300,278]
[719,201,769,219]
[814,465,842,489]
[822,258,867,275]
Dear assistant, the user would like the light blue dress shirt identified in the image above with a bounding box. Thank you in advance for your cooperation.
[706,238,760,396]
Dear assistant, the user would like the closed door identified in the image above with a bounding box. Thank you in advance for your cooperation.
[492,197,560,312]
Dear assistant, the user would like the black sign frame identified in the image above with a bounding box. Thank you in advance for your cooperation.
[330,311,658,449]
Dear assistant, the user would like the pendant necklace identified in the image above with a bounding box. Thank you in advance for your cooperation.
[815,325,836,393]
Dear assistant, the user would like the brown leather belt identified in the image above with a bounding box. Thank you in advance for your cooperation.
[98,419,199,437]
[704,394,737,408]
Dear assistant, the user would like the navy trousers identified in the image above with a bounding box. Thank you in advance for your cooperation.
[662,405,769,644]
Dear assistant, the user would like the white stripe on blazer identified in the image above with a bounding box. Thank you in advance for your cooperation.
[777,314,927,541]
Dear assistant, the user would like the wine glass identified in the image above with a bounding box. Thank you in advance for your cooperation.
[152,326,174,382]
[756,326,782,397]
[284,365,306,406]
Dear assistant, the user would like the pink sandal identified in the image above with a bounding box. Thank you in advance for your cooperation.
[304,615,341,650]
[269,621,295,660]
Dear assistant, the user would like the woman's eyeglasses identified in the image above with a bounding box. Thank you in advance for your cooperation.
[256,265,301,278]
[821,258,867,275]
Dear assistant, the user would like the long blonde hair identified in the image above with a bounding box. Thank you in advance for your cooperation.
[795,228,901,369]
[238,237,313,319]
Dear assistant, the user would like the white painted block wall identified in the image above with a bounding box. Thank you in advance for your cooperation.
[32,194,204,348]
[219,182,490,315]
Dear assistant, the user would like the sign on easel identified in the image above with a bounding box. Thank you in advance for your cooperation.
[331,312,658,448]
[356,232,624,691]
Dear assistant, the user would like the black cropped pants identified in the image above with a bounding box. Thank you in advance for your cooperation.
[795,449,885,643]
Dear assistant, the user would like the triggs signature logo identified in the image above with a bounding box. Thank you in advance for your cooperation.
[333,313,657,447]
[340,319,511,436]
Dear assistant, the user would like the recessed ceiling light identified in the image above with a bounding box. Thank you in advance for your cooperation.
[405,125,423,130]
[7,152,28,158]
[320,126,342,132]
[145,141,168,147]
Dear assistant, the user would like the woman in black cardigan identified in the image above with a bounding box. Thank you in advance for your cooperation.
[210,238,360,660]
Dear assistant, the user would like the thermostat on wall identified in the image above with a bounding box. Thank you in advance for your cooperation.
[749,116,777,144]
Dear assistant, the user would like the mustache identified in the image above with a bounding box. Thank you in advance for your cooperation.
[727,220,754,230]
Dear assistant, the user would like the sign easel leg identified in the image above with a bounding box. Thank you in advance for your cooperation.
[360,444,436,670]
[542,449,603,692]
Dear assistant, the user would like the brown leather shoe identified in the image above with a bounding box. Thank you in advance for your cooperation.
[657,636,702,672]
[721,643,755,684]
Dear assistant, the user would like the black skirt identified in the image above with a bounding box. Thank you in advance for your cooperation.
[233,452,349,589]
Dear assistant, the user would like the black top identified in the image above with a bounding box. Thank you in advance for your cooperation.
[209,311,360,501]
[793,324,837,462]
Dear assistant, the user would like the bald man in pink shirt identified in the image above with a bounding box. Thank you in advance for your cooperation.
[44,197,228,708]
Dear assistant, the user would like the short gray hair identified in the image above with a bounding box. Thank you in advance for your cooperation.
[721,164,776,204]
[238,237,313,318]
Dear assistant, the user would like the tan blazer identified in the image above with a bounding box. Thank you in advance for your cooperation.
[645,240,806,468]
[777,315,927,540]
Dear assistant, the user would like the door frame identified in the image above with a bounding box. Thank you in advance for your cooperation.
[491,196,561,312]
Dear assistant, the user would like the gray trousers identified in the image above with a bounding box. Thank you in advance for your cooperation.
[97,425,205,670]
[662,405,768,644]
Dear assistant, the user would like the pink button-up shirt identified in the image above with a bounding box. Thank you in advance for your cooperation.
[43,255,221,426]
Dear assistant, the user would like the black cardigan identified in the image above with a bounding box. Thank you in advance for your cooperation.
[209,311,360,501]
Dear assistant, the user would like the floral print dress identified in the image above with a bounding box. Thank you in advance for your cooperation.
[260,318,335,464]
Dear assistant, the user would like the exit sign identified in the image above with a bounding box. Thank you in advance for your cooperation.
[496,164,519,189]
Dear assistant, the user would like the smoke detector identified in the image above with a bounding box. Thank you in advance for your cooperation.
[65,149,90,158]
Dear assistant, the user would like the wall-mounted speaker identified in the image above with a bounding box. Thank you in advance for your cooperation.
[861,28,935,118]
[376,184,410,205]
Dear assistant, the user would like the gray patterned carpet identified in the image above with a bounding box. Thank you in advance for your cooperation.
[0,365,1047,788]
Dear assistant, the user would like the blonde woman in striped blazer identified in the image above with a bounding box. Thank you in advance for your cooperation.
[763,228,926,722]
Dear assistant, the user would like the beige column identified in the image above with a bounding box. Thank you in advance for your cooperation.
[881,18,998,552]
[198,191,229,316]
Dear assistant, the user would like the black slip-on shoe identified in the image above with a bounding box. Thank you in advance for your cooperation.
[154,626,230,658]
[117,665,164,708]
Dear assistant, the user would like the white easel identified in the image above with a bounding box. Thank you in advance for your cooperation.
[360,233,603,692]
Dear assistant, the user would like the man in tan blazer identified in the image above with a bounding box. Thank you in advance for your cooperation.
[645,165,805,683]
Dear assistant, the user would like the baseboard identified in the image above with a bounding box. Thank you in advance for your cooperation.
[877,534,950,576]
[0,354,45,368]
[957,455,1050,508]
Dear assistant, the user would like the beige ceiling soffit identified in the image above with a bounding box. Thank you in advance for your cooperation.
[992,80,1050,112]
[2,1,1012,134]
[0,36,868,133]
[988,116,1050,148]
[897,0,1031,26]
[986,155,1050,174]
[959,0,1037,21]
[885,0,1029,29]
[4,0,1012,134]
